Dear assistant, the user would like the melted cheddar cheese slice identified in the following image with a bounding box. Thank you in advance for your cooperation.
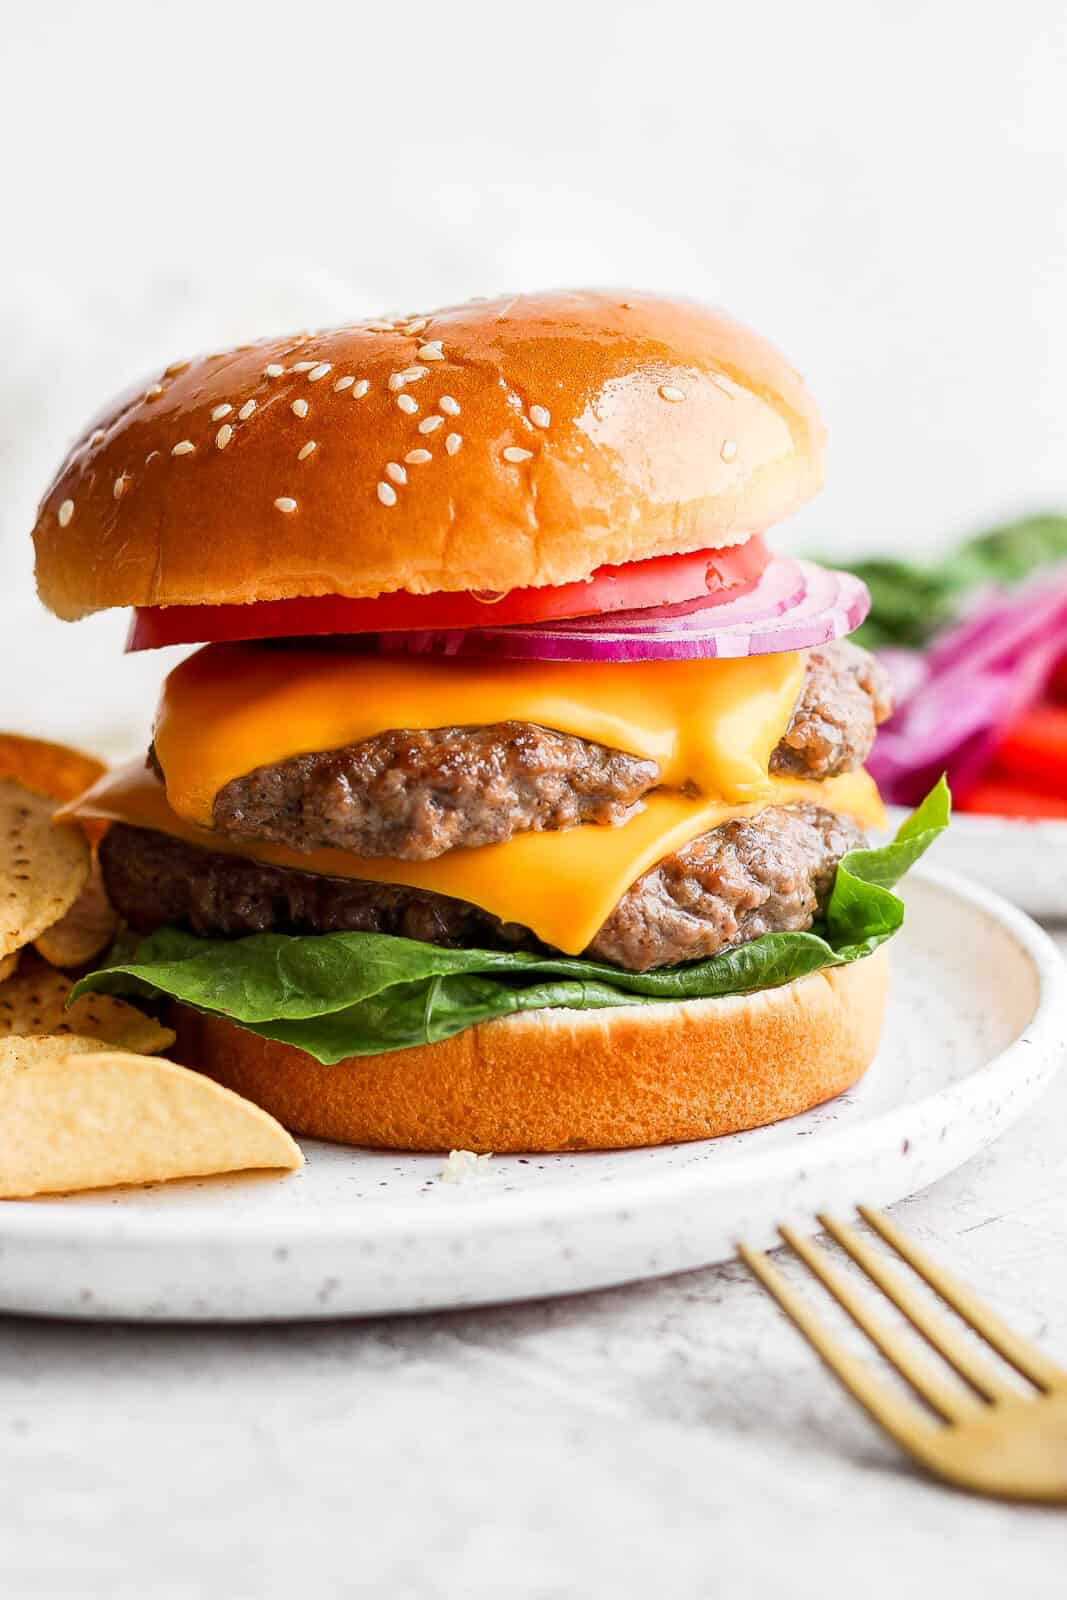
[68,764,885,956]
[153,643,809,828]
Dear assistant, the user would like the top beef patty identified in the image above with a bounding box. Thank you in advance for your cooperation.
[196,640,891,861]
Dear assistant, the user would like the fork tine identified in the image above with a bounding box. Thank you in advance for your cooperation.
[738,1242,938,1455]
[779,1226,981,1422]
[859,1206,1066,1393]
[819,1212,1019,1402]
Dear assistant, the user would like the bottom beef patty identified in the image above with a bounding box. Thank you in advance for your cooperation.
[100,804,864,973]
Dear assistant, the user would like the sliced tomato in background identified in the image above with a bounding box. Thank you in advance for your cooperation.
[125,538,771,651]
[993,704,1067,794]
[958,778,1067,819]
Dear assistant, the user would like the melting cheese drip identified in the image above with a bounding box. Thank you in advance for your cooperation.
[153,643,809,828]
[68,764,886,957]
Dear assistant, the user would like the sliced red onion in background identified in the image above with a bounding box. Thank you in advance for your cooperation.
[869,564,1067,805]
[369,558,870,662]
[877,648,929,706]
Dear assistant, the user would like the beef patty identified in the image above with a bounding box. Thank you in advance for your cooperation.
[769,639,893,780]
[100,804,864,973]
[196,640,891,861]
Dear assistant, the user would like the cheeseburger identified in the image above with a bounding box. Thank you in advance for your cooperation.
[35,291,946,1152]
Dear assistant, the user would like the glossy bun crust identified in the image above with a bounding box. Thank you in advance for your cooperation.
[34,290,826,620]
[166,949,887,1153]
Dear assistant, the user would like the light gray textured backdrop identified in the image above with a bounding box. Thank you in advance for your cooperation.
[2,1,1066,754]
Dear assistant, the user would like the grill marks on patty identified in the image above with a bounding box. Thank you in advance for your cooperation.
[203,641,892,861]
[99,803,864,973]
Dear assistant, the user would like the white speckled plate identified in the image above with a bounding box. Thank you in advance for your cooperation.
[1,867,1063,1322]
[887,808,1067,921]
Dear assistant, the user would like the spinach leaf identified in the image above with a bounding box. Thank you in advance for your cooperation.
[73,782,949,1062]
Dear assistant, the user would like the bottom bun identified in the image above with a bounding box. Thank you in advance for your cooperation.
[166,947,889,1153]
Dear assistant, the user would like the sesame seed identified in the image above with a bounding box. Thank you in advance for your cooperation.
[274,497,298,513]
[238,399,257,421]
[388,372,407,392]
[445,432,462,455]
[172,440,195,456]
[308,362,332,382]
[58,499,74,527]
[264,363,284,378]
[145,384,164,400]
[720,439,738,463]
[145,451,160,465]
[385,461,407,485]
[404,316,430,334]
[659,384,686,402]
[503,446,533,463]
[397,394,418,414]
[403,366,428,383]
[211,403,233,421]
[417,341,444,361]
[418,415,444,434]
[90,429,106,447]
[377,481,398,507]
[165,359,190,377]
[291,361,315,373]
[439,395,460,416]
[405,448,432,465]
[529,404,551,428]
[366,320,395,333]
[216,424,233,449]
[352,379,370,398]
[334,375,355,392]
[291,398,309,419]
[113,474,130,498]
[298,441,317,461]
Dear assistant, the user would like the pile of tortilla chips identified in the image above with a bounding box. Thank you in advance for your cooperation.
[0,734,301,1198]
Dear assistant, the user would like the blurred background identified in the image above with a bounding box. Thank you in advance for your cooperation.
[3,1,1065,756]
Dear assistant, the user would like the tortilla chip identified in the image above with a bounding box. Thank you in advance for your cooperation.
[0,733,106,804]
[0,958,174,1054]
[0,1033,114,1069]
[34,857,118,968]
[0,780,91,960]
[0,1048,303,1197]
[0,952,17,984]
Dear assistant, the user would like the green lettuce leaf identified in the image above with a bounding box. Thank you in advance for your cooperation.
[73,781,949,1063]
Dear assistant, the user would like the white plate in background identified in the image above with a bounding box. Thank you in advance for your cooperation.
[0,868,1062,1323]
[888,808,1067,922]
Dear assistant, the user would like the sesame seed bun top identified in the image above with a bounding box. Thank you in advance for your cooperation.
[33,290,826,621]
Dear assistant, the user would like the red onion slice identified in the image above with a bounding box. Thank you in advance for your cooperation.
[370,558,870,662]
[868,564,1067,805]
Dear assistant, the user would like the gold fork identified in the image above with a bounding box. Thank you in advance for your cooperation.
[740,1205,1067,1501]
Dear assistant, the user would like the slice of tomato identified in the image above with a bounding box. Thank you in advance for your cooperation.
[125,538,771,651]
[993,704,1067,794]
[958,778,1067,819]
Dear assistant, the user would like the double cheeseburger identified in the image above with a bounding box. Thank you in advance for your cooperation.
[34,290,920,1153]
